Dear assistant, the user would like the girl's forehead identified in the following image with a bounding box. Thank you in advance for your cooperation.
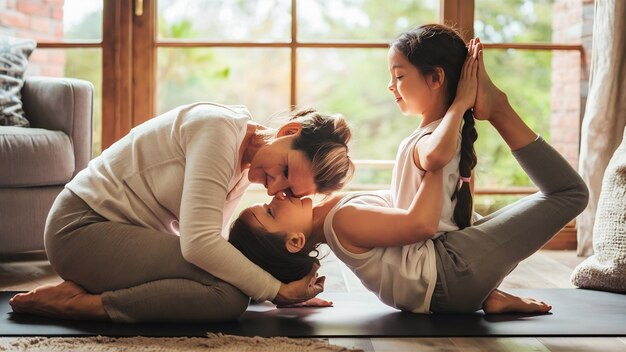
[388,48,410,64]
[240,208,256,224]
[388,47,401,58]
[241,207,266,231]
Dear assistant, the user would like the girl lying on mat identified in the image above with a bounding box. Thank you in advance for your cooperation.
[228,35,588,314]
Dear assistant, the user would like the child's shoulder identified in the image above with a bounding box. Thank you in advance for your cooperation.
[419,118,444,133]
[401,120,442,146]
[338,191,391,209]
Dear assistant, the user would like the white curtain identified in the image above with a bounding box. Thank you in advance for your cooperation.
[577,0,626,256]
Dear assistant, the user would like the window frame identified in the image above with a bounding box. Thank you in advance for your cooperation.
[35,0,585,248]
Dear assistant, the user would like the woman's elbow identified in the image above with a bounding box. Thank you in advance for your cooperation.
[180,244,200,265]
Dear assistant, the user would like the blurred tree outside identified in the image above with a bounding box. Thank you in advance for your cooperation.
[297,0,438,41]
[157,1,292,120]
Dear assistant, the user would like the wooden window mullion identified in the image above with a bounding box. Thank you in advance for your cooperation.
[102,0,133,149]
[441,0,474,41]
[132,0,156,127]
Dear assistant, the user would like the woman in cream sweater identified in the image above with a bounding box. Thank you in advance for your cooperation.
[10,103,354,323]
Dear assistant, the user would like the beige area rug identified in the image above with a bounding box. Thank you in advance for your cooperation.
[0,333,361,352]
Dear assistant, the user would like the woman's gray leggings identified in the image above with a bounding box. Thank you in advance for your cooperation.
[44,190,250,323]
[429,137,589,313]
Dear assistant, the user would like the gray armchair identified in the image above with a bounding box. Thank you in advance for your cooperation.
[0,76,93,254]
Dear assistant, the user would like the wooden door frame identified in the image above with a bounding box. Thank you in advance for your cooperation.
[102,0,155,149]
[102,1,130,149]
[441,0,475,41]
[132,0,156,128]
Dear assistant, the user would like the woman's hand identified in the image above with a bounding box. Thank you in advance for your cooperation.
[276,297,334,308]
[453,49,479,112]
[271,262,326,306]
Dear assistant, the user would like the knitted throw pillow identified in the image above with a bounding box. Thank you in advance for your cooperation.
[571,127,626,292]
[0,36,36,127]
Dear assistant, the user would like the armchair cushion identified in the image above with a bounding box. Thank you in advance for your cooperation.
[0,75,92,254]
[21,76,93,175]
[0,126,74,187]
[0,36,36,127]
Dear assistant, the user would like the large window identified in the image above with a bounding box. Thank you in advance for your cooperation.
[5,0,587,247]
[153,0,440,209]
[155,0,439,162]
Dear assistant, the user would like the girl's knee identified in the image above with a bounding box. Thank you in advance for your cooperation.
[561,180,589,218]
[573,180,590,212]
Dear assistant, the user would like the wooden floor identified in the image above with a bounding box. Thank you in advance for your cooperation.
[1,249,625,351]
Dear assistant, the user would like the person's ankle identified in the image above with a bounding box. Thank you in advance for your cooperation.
[488,91,510,123]
[67,293,109,320]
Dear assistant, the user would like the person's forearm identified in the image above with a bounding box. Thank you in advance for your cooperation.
[419,103,466,171]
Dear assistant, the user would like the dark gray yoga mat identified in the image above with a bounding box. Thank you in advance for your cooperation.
[1,289,625,337]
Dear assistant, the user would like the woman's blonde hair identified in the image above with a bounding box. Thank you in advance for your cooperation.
[263,108,354,194]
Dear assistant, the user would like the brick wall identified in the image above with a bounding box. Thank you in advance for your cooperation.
[551,0,594,168]
[0,0,65,77]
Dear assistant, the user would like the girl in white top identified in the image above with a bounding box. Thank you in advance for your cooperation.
[388,24,478,234]
[229,35,588,315]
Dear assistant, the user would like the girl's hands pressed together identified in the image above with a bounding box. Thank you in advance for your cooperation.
[453,44,479,112]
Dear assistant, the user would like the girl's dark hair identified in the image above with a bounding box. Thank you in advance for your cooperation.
[390,24,478,229]
[228,216,321,283]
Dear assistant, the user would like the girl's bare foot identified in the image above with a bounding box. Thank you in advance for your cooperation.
[483,289,552,314]
[472,38,508,122]
[9,281,109,321]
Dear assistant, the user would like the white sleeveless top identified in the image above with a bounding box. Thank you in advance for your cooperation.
[391,118,462,235]
[323,192,437,313]
[322,118,463,313]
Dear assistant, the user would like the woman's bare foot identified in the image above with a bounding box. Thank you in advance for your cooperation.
[483,289,552,314]
[9,281,109,321]
[471,38,508,122]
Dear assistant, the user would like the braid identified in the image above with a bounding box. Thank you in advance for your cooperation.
[452,110,478,229]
